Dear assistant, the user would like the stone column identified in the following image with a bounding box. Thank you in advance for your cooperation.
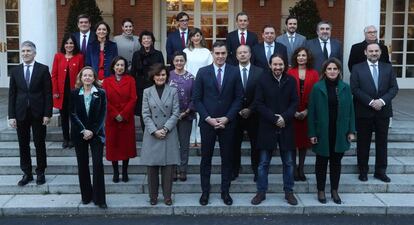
[343,0,381,81]
[20,0,57,67]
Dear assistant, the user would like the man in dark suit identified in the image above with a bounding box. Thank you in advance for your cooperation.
[73,14,96,56]
[348,25,390,72]
[252,25,288,69]
[250,54,298,206]
[225,12,258,66]
[305,21,342,73]
[350,42,398,183]
[232,45,263,182]
[276,15,306,67]
[166,12,190,65]
[8,41,53,186]
[193,41,243,206]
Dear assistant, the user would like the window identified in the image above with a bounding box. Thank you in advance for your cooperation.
[5,0,19,75]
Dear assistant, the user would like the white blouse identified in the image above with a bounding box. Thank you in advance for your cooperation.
[183,47,213,78]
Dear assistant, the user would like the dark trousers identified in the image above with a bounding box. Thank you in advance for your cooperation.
[233,115,258,177]
[147,165,174,199]
[74,138,106,205]
[200,122,234,193]
[16,108,47,175]
[315,149,344,191]
[356,117,390,175]
[177,119,192,173]
[60,76,71,141]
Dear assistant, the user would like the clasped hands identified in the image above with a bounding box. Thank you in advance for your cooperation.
[310,133,355,145]
[115,114,123,122]
[294,109,307,120]
[369,99,384,111]
[238,108,251,119]
[9,117,50,129]
[154,127,168,139]
[274,114,285,128]
[82,129,93,140]
[206,117,228,129]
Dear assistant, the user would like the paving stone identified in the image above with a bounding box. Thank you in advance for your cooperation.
[0,195,14,216]
[375,193,414,214]
[394,157,414,173]
[386,174,414,193]
[0,175,55,194]
[2,194,80,216]
[306,174,387,193]
[299,193,386,214]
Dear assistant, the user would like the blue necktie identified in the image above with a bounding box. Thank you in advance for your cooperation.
[242,67,248,90]
[25,65,31,88]
[371,64,378,90]
[217,68,222,91]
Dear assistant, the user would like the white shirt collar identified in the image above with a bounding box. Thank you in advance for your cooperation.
[239,63,251,71]
[213,63,226,75]
[319,38,330,44]
[367,60,379,66]
[24,61,35,67]
[79,85,98,95]
[287,33,296,38]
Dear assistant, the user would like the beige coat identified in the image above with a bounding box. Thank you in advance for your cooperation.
[140,84,180,166]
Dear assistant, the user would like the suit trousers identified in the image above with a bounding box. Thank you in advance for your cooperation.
[147,165,174,199]
[315,150,344,191]
[60,73,71,141]
[177,119,193,173]
[356,116,390,175]
[233,115,258,177]
[200,122,234,193]
[16,108,47,175]
[74,138,106,205]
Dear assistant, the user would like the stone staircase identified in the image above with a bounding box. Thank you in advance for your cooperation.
[0,123,414,216]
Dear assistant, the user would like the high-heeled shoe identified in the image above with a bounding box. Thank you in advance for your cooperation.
[298,167,307,181]
[150,197,158,205]
[317,191,326,204]
[331,190,342,204]
[112,172,119,183]
[294,167,300,181]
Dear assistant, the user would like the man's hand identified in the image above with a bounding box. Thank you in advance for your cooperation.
[216,117,229,129]
[370,99,384,111]
[310,137,318,144]
[9,119,17,129]
[348,133,356,142]
[206,117,220,128]
[83,129,93,140]
[239,108,251,119]
[275,114,285,128]
[42,117,50,126]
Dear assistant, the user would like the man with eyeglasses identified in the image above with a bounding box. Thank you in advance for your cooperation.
[348,25,390,72]
[166,12,190,65]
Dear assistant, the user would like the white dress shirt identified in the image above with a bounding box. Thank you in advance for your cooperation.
[239,63,251,85]
[319,38,331,57]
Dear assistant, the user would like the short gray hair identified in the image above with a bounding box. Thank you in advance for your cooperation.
[316,21,332,31]
[363,25,377,33]
[21,40,36,53]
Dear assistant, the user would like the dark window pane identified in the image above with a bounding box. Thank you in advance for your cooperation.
[6,24,19,36]
[205,39,212,50]
[394,0,405,11]
[216,16,228,25]
[409,0,414,12]
[380,26,386,39]
[409,27,414,38]
[6,38,19,50]
[7,52,20,64]
[166,0,179,11]
[393,13,405,25]
[201,15,213,25]
[408,40,414,51]
[201,26,213,39]
[409,14,414,25]
[380,13,386,25]
[216,1,228,11]
[201,0,213,11]
[216,26,228,39]
[407,53,414,64]
[182,1,194,11]
[392,27,404,38]
[381,0,386,11]
[6,11,18,23]
[392,66,403,78]
[406,67,414,77]
[391,53,403,65]
[392,40,404,51]
[5,0,18,9]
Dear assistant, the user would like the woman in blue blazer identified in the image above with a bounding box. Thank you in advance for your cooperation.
[70,66,107,209]
[86,21,118,80]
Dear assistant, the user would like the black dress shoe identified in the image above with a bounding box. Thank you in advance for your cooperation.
[317,191,326,204]
[221,192,233,205]
[358,174,368,182]
[36,174,46,185]
[199,192,209,206]
[17,174,33,186]
[122,173,129,182]
[98,203,108,209]
[374,173,391,183]
[331,190,342,204]
[67,141,74,149]
[82,199,91,204]
[251,192,266,205]
[62,140,69,149]
[113,173,119,183]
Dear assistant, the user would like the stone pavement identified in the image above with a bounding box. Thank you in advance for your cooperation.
[0,88,413,216]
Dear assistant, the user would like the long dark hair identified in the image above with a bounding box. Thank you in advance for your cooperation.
[60,33,80,55]
[290,47,314,69]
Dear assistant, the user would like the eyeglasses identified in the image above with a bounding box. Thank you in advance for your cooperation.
[179,19,189,22]
[366,31,378,34]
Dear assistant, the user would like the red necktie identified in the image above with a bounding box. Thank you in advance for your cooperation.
[240,32,246,45]
[181,32,186,48]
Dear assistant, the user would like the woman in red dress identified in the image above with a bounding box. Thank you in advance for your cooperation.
[287,47,319,181]
[51,33,84,148]
[103,56,137,183]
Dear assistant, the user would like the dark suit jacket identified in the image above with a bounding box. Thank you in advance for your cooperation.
[73,31,96,51]
[166,30,186,65]
[225,30,259,65]
[8,62,53,121]
[350,61,398,118]
[70,88,107,144]
[85,40,118,78]
[275,33,306,66]
[305,38,342,72]
[348,40,390,72]
[254,71,298,151]
[251,41,288,69]
[192,64,243,123]
[240,64,263,112]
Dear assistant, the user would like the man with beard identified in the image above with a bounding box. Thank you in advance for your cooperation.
[276,15,306,67]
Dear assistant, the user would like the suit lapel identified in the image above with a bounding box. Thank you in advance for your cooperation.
[150,86,168,115]
[378,62,386,90]
[220,66,231,94]
[161,85,171,105]
[209,65,220,93]
[364,62,377,90]
[29,62,40,89]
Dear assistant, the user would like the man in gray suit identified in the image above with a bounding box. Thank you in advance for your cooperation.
[276,15,306,67]
[305,21,342,72]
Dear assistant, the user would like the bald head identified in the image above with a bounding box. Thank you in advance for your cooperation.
[236,45,251,66]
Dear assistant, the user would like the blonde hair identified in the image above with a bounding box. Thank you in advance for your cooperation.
[75,66,102,89]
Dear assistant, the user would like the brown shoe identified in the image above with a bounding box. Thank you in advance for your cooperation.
[285,192,298,205]
[150,197,158,205]
[179,172,187,181]
[164,198,173,206]
[251,192,266,205]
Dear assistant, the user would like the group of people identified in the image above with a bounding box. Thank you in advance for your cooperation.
[8,11,398,209]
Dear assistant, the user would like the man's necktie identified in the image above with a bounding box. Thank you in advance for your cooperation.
[81,34,87,55]
[25,65,31,88]
[242,67,248,90]
[289,36,294,49]
[323,41,328,59]
[217,68,222,91]
[181,32,186,48]
[266,45,273,62]
[240,32,246,45]
[371,64,379,90]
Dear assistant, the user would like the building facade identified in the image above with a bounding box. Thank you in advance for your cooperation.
[0,0,413,88]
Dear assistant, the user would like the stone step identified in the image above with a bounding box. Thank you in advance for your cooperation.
[0,193,413,216]
[0,141,413,157]
[0,156,412,175]
[0,126,413,142]
[0,174,413,195]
